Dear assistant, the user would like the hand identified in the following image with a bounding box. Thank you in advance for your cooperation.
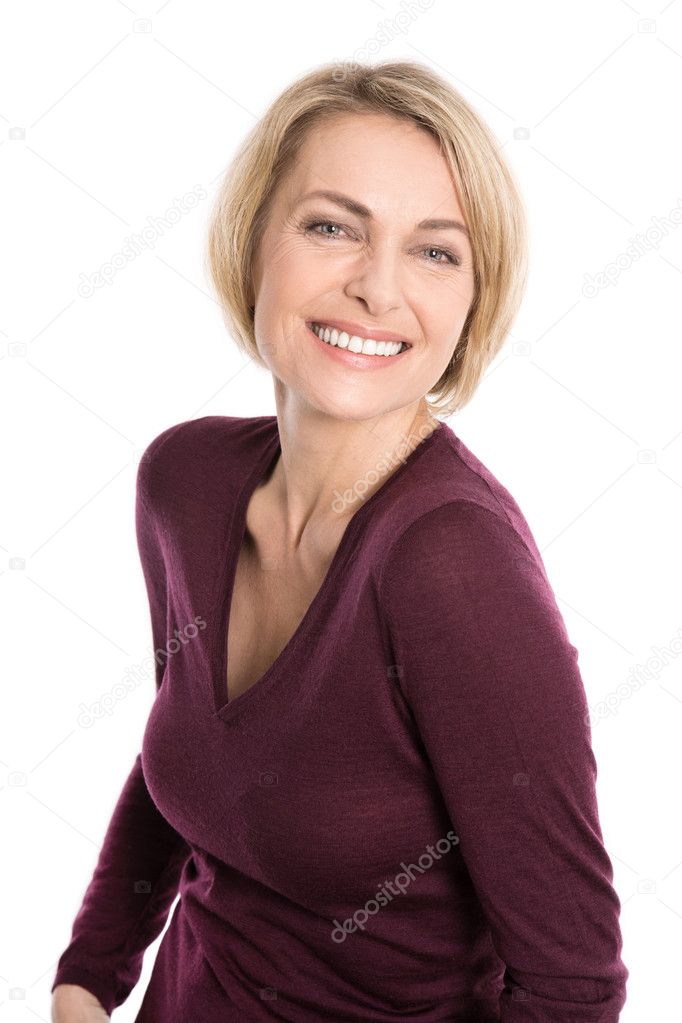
[51,984,111,1022]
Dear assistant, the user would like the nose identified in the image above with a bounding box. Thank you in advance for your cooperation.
[343,242,402,317]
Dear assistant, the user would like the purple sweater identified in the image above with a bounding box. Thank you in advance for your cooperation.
[51,414,628,1022]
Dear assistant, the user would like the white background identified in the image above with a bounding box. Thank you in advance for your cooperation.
[3,0,680,1019]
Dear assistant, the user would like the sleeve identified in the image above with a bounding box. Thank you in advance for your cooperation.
[378,499,629,1023]
[50,434,192,1016]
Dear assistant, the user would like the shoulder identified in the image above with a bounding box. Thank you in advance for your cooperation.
[371,424,544,572]
[378,498,574,664]
[360,424,552,598]
[137,414,249,471]
[136,414,274,506]
[378,497,554,617]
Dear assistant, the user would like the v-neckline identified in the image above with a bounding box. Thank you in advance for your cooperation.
[210,416,445,722]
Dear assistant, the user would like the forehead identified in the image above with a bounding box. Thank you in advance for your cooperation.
[280,112,465,224]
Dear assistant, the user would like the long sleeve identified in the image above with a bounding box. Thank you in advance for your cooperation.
[51,435,192,1016]
[378,499,628,1022]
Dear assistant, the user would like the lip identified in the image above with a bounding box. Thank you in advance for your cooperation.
[304,321,409,368]
[306,318,413,347]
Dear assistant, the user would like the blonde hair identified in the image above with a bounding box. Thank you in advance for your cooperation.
[205,59,528,417]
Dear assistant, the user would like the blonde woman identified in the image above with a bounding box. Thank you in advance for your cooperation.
[52,60,628,1022]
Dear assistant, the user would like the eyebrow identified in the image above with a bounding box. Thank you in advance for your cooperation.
[293,189,470,239]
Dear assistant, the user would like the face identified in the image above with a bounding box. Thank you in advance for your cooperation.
[249,112,476,423]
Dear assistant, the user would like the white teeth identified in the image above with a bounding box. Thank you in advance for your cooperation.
[311,323,406,357]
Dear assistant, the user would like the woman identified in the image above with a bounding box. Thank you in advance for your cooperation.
[52,60,628,1022]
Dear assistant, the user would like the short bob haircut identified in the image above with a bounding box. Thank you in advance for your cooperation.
[205,59,528,417]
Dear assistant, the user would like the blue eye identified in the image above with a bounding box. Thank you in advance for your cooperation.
[422,246,460,267]
[303,219,462,267]
[305,220,348,239]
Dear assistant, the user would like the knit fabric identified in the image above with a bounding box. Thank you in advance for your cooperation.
[51,414,628,1022]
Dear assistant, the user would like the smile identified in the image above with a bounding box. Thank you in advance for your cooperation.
[310,322,409,357]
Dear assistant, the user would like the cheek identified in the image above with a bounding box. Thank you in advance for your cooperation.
[410,305,470,381]
[268,233,327,274]
[429,267,474,303]
[252,304,310,373]
[255,237,307,293]
[423,277,475,346]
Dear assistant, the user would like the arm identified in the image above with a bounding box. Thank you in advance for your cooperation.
[51,433,191,1016]
[379,500,629,1023]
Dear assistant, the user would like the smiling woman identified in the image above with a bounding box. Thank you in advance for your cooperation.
[206,61,528,419]
[51,59,628,1023]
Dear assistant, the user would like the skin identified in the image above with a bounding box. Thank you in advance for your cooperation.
[51,983,109,1021]
[247,110,476,569]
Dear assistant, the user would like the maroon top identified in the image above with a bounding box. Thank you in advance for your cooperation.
[52,414,628,1021]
